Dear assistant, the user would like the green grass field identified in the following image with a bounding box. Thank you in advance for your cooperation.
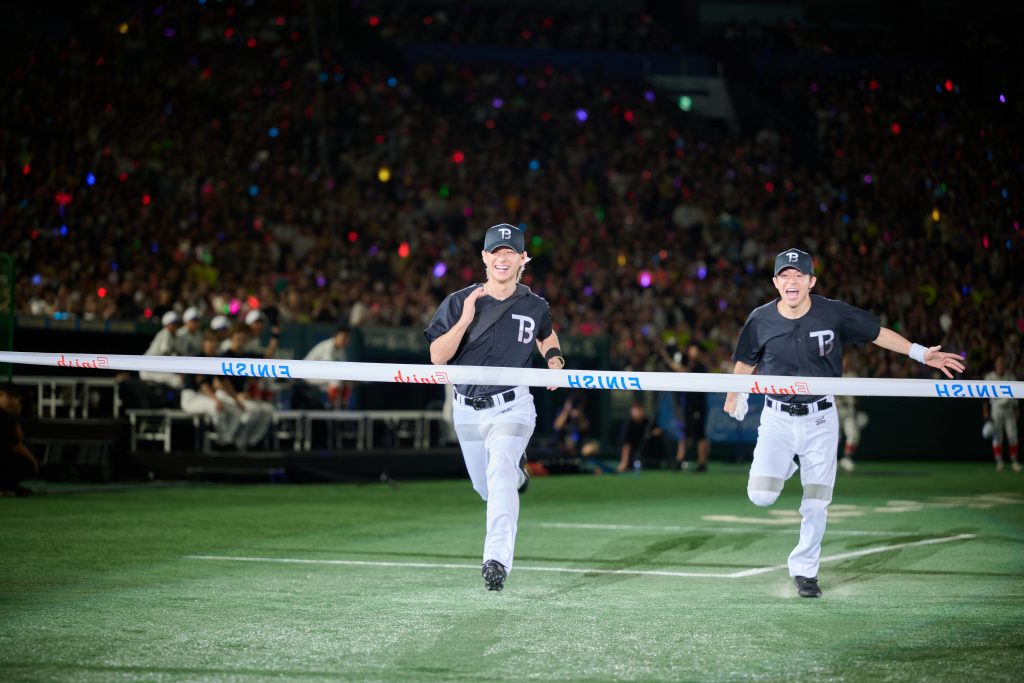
[2,462,1023,682]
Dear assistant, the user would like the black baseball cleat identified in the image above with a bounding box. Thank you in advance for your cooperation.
[482,560,507,591]
[517,454,530,494]
[794,575,822,598]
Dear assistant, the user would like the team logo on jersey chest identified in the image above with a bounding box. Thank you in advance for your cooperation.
[809,329,834,356]
[511,314,535,343]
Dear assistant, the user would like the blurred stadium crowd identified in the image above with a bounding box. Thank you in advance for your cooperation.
[2,0,1021,377]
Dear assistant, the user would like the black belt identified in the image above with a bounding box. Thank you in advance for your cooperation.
[766,396,833,416]
[455,389,517,411]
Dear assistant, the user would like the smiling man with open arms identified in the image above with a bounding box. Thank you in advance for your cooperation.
[723,248,965,598]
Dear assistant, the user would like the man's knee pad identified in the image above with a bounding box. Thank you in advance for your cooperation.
[748,489,780,507]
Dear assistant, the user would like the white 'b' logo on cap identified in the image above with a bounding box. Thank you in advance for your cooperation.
[500,228,512,239]
[787,252,799,263]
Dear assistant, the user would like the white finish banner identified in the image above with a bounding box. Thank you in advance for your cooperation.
[0,351,1019,400]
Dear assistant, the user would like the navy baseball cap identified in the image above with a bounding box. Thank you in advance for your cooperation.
[774,248,814,276]
[483,224,525,253]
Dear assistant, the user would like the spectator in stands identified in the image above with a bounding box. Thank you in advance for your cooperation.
[656,342,711,472]
[221,310,281,358]
[179,333,243,450]
[983,354,1020,472]
[292,324,352,410]
[553,393,609,474]
[176,307,203,357]
[209,315,232,343]
[836,356,870,473]
[617,401,668,473]
[139,310,184,390]
[218,325,274,450]
[0,384,38,497]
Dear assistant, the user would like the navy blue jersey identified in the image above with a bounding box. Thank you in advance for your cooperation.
[424,283,553,397]
[733,295,880,403]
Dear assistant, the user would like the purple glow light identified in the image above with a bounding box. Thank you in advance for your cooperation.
[575,109,588,122]
[433,262,447,278]
[697,266,707,280]
[863,174,873,184]
[492,98,504,109]
[638,271,652,288]
[644,90,655,103]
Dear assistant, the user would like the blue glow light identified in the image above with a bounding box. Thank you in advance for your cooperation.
[31,274,42,285]
[86,173,96,186]
[528,159,540,171]
[248,185,259,196]
[575,109,588,122]
[387,77,397,87]
[269,127,279,138]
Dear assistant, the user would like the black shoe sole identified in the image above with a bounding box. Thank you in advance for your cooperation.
[794,576,822,598]
[482,562,507,591]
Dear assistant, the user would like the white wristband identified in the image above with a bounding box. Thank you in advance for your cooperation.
[909,343,927,364]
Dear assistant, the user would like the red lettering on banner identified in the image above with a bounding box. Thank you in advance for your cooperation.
[393,369,450,384]
[57,354,111,370]
[749,380,812,395]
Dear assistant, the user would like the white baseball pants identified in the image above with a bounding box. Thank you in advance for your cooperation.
[747,398,838,579]
[181,388,241,446]
[991,404,1018,446]
[453,386,535,572]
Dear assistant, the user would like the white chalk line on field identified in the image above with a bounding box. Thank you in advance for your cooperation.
[186,533,975,580]
[536,522,898,536]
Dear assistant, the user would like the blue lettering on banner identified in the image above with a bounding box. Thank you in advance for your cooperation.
[935,383,1016,398]
[566,374,643,391]
[220,361,292,379]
